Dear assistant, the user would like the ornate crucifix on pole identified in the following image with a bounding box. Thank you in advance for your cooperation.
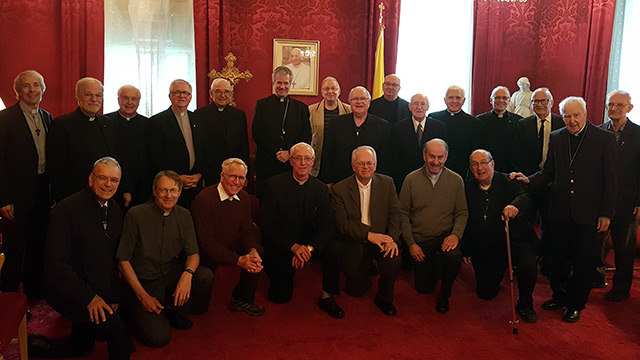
[208,52,253,107]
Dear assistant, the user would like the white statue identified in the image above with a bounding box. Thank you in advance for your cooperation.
[507,77,534,117]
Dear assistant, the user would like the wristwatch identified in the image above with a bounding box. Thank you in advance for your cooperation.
[184,268,194,275]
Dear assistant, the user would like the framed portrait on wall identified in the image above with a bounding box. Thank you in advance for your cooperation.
[273,39,319,96]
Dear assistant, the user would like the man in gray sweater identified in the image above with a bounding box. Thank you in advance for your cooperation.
[399,139,468,313]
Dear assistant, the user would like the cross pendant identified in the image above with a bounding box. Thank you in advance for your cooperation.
[483,215,487,221]
[35,128,41,136]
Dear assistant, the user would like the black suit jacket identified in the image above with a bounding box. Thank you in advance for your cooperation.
[47,108,119,202]
[252,95,311,176]
[512,113,564,176]
[320,113,390,184]
[105,111,152,204]
[0,103,52,213]
[369,96,411,124]
[148,107,211,181]
[390,116,448,192]
[429,109,481,178]
[477,110,522,172]
[332,173,401,274]
[529,122,617,225]
[45,187,123,323]
[462,172,537,258]
[260,172,334,254]
[194,104,250,175]
[600,119,640,216]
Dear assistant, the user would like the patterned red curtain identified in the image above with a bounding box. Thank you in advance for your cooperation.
[193,0,403,110]
[471,0,616,124]
[0,0,104,116]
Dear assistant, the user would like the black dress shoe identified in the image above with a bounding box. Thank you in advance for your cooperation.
[374,296,397,316]
[562,308,581,322]
[436,297,449,313]
[516,304,538,323]
[28,333,51,357]
[318,295,345,319]
[604,290,630,302]
[166,310,194,330]
[541,298,563,310]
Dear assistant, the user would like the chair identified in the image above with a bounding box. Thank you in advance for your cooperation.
[0,252,28,360]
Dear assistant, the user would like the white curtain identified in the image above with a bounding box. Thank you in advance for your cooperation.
[395,0,474,113]
[607,0,639,123]
[104,0,197,116]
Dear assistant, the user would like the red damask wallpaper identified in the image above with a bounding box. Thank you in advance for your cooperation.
[193,0,400,116]
[472,0,616,123]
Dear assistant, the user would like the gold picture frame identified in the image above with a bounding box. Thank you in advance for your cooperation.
[273,39,319,96]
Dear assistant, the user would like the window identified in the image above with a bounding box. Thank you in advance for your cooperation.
[607,0,639,123]
[396,0,474,113]
[104,0,197,117]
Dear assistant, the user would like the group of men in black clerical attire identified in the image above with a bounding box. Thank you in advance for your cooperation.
[1,66,638,360]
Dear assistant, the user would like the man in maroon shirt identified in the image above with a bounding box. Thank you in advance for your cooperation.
[191,158,265,316]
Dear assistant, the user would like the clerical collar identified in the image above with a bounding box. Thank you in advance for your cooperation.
[493,109,506,118]
[88,116,96,122]
[569,122,587,137]
[447,109,462,116]
[217,182,240,202]
[19,102,39,114]
[293,172,309,185]
[278,96,288,103]
[119,111,136,121]
[217,107,225,112]
[478,183,491,191]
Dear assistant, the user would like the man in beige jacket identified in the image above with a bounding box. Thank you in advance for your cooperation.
[309,76,351,177]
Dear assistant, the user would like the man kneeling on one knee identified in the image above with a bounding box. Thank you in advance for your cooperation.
[462,149,539,323]
[116,170,214,348]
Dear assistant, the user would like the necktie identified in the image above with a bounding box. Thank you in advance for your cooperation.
[101,205,108,231]
[538,120,545,153]
[417,123,424,146]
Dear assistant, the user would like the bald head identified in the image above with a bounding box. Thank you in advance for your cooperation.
[382,74,401,101]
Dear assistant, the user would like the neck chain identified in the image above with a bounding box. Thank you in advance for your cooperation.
[27,110,41,136]
[480,187,491,221]
[568,125,587,168]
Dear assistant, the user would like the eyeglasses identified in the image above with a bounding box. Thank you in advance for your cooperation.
[607,103,630,109]
[83,93,103,99]
[354,161,375,168]
[383,82,400,87]
[171,90,192,97]
[213,90,232,96]
[492,96,510,101]
[156,188,180,196]
[322,87,339,92]
[92,173,120,184]
[223,173,246,182]
[291,155,314,163]
[350,97,370,103]
[532,99,550,104]
[470,160,492,168]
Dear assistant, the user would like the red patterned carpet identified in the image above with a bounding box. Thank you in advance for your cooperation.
[6,254,640,360]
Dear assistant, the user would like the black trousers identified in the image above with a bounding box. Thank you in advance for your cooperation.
[412,235,462,299]
[40,312,135,360]
[121,262,213,348]
[0,175,49,297]
[607,215,637,295]
[207,247,265,304]
[530,185,552,272]
[265,238,342,303]
[344,242,401,303]
[471,245,537,306]
[549,219,603,310]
